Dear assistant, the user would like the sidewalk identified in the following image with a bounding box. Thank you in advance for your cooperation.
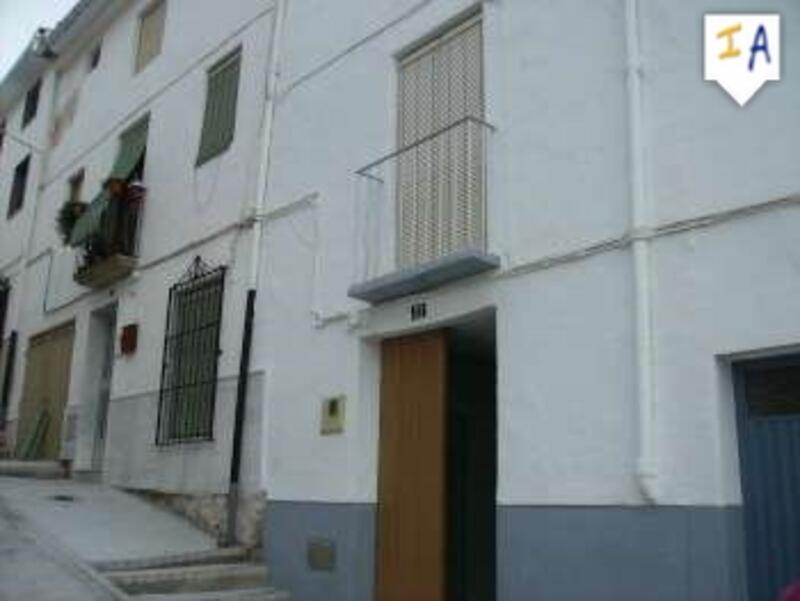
[0,498,119,601]
[0,477,216,563]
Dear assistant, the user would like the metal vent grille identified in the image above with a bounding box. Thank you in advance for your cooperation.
[396,16,484,269]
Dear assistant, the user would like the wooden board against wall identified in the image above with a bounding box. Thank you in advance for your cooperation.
[17,322,75,460]
[376,330,448,601]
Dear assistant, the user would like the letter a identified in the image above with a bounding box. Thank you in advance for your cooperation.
[749,25,772,71]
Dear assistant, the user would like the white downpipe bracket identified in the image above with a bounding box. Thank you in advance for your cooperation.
[626,0,658,504]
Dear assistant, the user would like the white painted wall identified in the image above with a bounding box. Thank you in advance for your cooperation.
[256,0,800,509]
[0,0,797,510]
[0,0,277,495]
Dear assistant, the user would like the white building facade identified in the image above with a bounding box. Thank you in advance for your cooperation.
[1,1,799,600]
[0,0,279,543]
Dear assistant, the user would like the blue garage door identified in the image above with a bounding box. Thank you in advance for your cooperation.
[737,359,800,601]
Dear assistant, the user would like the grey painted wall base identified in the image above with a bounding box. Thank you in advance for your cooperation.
[498,506,748,601]
[264,502,747,601]
[266,502,375,601]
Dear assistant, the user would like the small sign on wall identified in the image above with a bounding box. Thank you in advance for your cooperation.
[320,396,346,435]
[120,324,138,355]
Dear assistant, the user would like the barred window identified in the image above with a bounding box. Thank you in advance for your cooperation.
[157,260,225,444]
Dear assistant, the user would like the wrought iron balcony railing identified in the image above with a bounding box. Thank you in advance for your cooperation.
[351,117,497,303]
[74,186,144,289]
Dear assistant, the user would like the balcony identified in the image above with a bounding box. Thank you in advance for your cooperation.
[72,184,143,289]
[350,117,499,304]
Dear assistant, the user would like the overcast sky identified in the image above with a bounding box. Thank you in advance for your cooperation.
[0,0,78,79]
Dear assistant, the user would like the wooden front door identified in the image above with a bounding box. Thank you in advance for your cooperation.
[17,323,75,460]
[376,330,448,601]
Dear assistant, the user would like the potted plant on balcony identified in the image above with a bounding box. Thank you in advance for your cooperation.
[56,200,87,245]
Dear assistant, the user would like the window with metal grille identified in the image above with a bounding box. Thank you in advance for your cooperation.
[157,259,225,445]
[396,14,485,268]
[196,49,241,166]
[8,155,31,219]
[22,80,41,128]
[135,0,166,73]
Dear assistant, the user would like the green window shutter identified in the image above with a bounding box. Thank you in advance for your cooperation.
[196,50,241,166]
[69,191,110,246]
[110,117,149,180]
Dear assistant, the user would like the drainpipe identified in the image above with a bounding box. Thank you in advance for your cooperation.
[625,0,658,504]
[226,0,288,545]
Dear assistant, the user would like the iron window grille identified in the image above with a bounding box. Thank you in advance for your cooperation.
[156,257,225,445]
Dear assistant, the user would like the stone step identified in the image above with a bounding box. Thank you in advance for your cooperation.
[133,588,290,601]
[0,460,65,479]
[106,562,269,596]
[94,546,251,573]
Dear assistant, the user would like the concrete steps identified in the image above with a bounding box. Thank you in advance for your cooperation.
[96,548,290,600]
[93,546,252,572]
[133,589,290,601]
[105,563,268,595]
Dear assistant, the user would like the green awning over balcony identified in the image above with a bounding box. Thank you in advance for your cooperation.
[68,190,109,246]
[68,117,148,247]
[109,117,149,180]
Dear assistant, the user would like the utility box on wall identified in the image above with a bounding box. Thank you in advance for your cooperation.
[120,323,138,355]
[320,396,346,435]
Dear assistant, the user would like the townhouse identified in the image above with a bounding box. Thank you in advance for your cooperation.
[0,0,278,544]
[1,1,799,600]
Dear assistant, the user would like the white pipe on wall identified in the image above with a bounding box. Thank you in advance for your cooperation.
[250,0,289,289]
[625,0,658,503]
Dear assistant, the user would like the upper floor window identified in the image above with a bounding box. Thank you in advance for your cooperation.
[7,155,31,219]
[22,79,41,128]
[135,0,166,73]
[88,42,102,72]
[395,14,485,268]
[196,49,242,166]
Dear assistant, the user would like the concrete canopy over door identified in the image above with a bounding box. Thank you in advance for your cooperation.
[17,322,75,460]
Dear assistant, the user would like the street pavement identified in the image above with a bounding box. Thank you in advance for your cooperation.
[0,498,119,601]
[0,476,217,600]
